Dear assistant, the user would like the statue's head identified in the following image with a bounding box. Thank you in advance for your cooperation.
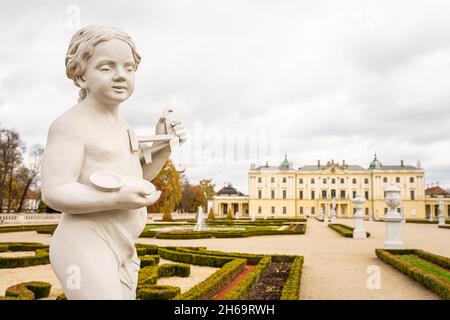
[65,25,141,103]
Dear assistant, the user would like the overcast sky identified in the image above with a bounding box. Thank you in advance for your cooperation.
[1,0,449,193]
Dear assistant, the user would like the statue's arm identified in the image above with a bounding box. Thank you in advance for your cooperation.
[41,120,120,214]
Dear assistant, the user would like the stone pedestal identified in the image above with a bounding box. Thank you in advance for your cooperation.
[438,199,445,226]
[352,195,367,239]
[383,185,404,249]
[317,208,324,221]
[330,199,337,224]
[323,205,328,224]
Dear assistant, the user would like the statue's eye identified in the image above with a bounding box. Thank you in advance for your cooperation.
[100,67,111,72]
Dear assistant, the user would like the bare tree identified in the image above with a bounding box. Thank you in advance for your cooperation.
[0,127,25,212]
[16,144,44,213]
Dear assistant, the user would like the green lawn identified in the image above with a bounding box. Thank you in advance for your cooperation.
[399,254,450,283]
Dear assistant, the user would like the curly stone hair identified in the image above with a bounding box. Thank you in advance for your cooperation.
[65,25,141,102]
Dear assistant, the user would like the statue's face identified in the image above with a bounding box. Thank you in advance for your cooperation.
[82,38,136,104]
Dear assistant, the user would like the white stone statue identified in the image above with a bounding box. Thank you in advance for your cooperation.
[41,25,186,300]
[330,199,337,224]
[383,184,404,249]
[352,195,367,239]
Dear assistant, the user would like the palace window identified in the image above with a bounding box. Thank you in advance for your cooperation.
[282,177,287,183]
[364,178,369,184]
[282,190,287,199]
[299,178,303,184]
[300,207,303,214]
[410,177,414,183]
[322,190,327,199]
[271,190,275,199]
[299,191,303,199]
[271,177,275,183]
[365,208,369,215]
[311,178,315,184]
[365,191,369,200]
[271,207,275,214]
[331,189,336,198]
[258,206,262,214]
[352,191,357,199]
[258,177,262,183]
[283,207,287,214]
[410,190,415,200]
[311,191,315,200]
[396,177,400,183]
[340,190,346,199]
[332,178,335,184]
[323,178,327,184]
[258,190,262,199]
[340,178,345,184]
[311,207,315,214]
[383,177,388,183]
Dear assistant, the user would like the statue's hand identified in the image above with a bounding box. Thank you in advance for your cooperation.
[116,179,161,209]
[155,117,187,146]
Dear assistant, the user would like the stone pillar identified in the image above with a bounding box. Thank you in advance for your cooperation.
[383,184,405,249]
[323,204,328,224]
[352,195,367,239]
[438,198,445,226]
[429,206,434,222]
[331,199,337,224]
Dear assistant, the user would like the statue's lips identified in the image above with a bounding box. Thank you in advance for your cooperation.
[112,86,127,91]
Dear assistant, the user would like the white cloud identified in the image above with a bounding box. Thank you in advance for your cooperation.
[1,0,449,193]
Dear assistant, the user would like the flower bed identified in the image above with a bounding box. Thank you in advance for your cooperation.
[376,248,450,300]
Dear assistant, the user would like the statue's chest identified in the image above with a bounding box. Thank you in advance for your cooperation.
[84,127,135,162]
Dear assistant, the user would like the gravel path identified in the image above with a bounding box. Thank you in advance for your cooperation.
[0,219,449,299]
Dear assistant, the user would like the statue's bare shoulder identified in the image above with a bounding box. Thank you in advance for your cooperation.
[47,106,87,143]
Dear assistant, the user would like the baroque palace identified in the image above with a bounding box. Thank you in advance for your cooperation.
[210,155,450,220]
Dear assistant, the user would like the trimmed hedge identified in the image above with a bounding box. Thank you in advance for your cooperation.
[0,224,57,234]
[137,285,180,300]
[175,259,247,300]
[135,244,158,255]
[157,263,190,278]
[0,244,50,268]
[158,248,235,267]
[222,256,272,300]
[140,255,160,267]
[405,219,438,224]
[280,256,304,300]
[439,225,450,229]
[3,281,51,300]
[138,265,159,286]
[376,249,450,300]
[328,224,371,238]
[176,248,263,266]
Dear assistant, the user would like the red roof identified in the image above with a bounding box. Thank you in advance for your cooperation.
[425,186,449,196]
[26,190,39,200]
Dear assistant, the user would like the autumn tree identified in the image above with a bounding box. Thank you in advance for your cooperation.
[199,179,215,200]
[147,160,182,214]
[207,207,215,220]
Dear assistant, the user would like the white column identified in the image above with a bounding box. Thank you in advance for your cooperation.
[438,198,445,226]
[352,195,367,239]
[383,184,405,249]
[323,203,328,224]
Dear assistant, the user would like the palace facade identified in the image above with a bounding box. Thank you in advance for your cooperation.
[211,155,450,220]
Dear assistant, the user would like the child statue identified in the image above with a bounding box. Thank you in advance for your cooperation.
[41,25,186,299]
